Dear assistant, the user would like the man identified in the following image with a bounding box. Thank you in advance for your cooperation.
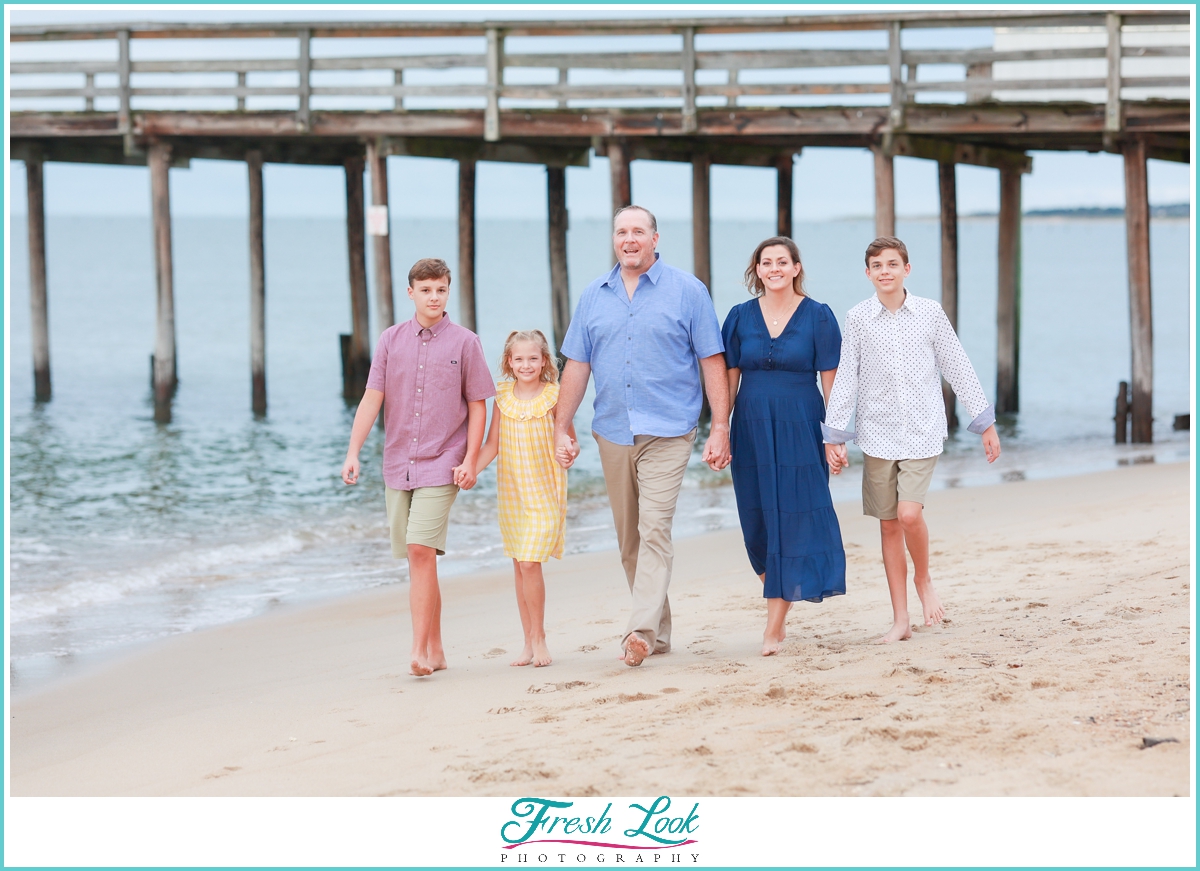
[554,205,731,667]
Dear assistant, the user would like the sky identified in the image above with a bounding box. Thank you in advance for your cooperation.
[7,4,1193,220]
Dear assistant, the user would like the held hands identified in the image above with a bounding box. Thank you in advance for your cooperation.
[981,424,1001,464]
[825,443,849,475]
[341,454,361,485]
[555,431,579,469]
[702,426,731,471]
[452,463,478,490]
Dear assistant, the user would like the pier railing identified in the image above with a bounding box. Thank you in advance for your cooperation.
[11,10,1190,139]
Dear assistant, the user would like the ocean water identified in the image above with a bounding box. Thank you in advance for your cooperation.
[6,213,1192,692]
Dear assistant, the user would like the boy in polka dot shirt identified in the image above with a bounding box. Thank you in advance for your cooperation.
[822,237,1001,644]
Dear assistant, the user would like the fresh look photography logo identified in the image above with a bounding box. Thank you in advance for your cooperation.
[500,796,700,864]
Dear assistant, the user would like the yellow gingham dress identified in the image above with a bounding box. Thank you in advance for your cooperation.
[496,380,568,562]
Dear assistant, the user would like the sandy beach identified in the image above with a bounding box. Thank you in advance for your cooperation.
[10,461,1191,797]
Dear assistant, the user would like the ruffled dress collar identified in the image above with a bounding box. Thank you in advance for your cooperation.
[495,380,559,420]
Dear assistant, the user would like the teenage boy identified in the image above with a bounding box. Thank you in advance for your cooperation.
[342,258,495,676]
[823,237,1001,644]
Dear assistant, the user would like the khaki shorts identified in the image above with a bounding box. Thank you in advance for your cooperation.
[861,454,938,520]
[385,484,458,557]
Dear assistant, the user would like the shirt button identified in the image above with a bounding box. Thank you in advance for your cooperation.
[415,412,419,416]
[419,365,423,369]
[417,388,421,392]
[423,342,427,346]
[413,438,417,442]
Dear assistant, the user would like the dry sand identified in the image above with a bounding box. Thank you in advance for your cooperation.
[10,462,1192,797]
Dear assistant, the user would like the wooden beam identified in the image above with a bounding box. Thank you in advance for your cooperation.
[457,158,478,332]
[25,157,51,402]
[148,141,177,422]
[891,135,1032,173]
[247,149,266,416]
[546,165,571,355]
[681,26,697,134]
[117,30,131,135]
[995,165,1022,415]
[382,136,589,167]
[1123,138,1153,443]
[938,161,959,430]
[692,154,712,292]
[1105,13,1123,134]
[485,27,502,142]
[887,20,905,130]
[873,146,895,237]
[366,138,395,331]
[776,152,794,238]
[344,153,370,401]
[609,139,631,219]
[297,28,311,131]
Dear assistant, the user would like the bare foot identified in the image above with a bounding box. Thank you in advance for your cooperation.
[762,633,784,656]
[874,621,913,644]
[511,644,534,667]
[913,574,945,626]
[410,658,433,676]
[429,657,448,672]
[623,633,650,667]
[531,639,553,668]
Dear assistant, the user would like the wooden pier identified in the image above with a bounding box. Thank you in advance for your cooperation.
[10,9,1189,440]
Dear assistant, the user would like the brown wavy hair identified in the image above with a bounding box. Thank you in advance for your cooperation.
[499,330,560,384]
[743,236,806,297]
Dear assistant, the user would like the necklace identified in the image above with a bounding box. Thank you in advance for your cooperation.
[762,293,802,326]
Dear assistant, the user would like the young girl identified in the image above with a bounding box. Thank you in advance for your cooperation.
[476,330,576,667]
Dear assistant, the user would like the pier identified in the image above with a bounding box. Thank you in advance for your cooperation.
[10,9,1189,440]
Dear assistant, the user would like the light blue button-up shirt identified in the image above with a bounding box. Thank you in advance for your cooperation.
[561,255,724,446]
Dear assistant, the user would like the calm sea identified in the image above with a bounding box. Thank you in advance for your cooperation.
[6,214,1191,692]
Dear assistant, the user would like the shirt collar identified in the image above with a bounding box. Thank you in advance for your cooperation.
[602,253,664,291]
[411,312,451,336]
[871,289,910,317]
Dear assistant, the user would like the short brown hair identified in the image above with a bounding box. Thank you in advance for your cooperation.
[864,236,909,267]
[744,236,806,298]
[612,204,658,233]
[408,257,451,287]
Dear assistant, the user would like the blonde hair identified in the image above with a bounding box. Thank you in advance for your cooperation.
[499,330,559,384]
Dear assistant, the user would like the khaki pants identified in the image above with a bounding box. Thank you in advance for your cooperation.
[594,429,696,654]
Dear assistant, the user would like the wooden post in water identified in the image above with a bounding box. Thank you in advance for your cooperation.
[1123,137,1153,443]
[367,138,395,331]
[546,165,571,356]
[873,146,895,238]
[692,154,712,293]
[25,156,51,402]
[148,141,178,422]
[457,157,478,333]
[938,160,959,430]
[776,153,793,239]
[343,153,371,401]
[996,165,1023,415]
[609,139,631,216]
[1115,381,1130,443]
[247,149,267,416]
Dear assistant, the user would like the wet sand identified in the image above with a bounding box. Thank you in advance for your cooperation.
[10,461,1191,796]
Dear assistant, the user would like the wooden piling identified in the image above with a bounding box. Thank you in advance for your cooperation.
[148,141,177,422]
[546,165,571,355]
[609,139,631,217]
[996,165,1023,415]
[1115,381,1130,443]
[366,138,395,331]
[692,154,712,292]
[776,153,793,239]
[873,146,895,238]
[457,158,478,333]
[25,156,51,402]
[247,149,266,415]
[938,161,959,430]
[1123,137,1153,443]
[343,153,371,401]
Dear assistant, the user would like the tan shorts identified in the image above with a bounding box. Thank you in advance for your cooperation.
[385,484,458,557]
[861,454,938,520]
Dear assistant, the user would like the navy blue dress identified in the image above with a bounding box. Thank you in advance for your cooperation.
[722,297,847,602]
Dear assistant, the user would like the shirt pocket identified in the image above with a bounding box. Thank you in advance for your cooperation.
[427,359,462,395]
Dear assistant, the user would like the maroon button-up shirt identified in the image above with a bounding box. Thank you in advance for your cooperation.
[366,314,496,491]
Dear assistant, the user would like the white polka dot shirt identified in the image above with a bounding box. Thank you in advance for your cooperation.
[821,291,995,460]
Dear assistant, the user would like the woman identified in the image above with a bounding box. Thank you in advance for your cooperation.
[720,237,847,655]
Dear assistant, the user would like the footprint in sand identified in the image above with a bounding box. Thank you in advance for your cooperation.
[482,648,507,658]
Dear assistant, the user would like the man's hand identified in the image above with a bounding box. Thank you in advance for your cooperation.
[702,425,731,471]
[452,463,478,490]
[825,443,849,475]
[341,454,361,485]
[981,424,1001,463]
[555,431,579,469]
